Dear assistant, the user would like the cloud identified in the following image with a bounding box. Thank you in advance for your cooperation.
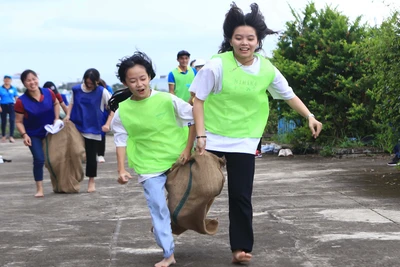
[0,0,396,86]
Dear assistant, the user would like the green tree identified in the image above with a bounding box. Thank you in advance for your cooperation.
[271,2,374,144]
[361,12,400,151]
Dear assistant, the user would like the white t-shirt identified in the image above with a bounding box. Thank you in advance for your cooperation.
[111,90,195,183]
[189,56,296,154]
[70,84,111,141]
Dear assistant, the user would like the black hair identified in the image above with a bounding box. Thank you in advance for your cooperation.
[108,51,156,112]
[219,2,278,53]
[43,81,59,94]
[20,69,38,85]
[82,68,101,88]
[99,79,107,88]
[108,88,131,112]
[116,51,156,83]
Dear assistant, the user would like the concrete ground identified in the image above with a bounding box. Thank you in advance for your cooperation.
[1,136,400,267]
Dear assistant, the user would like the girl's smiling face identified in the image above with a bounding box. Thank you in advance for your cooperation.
[230,25,258,63]
[23,73,40,92]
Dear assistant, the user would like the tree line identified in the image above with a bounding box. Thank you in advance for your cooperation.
[269,2,399,153]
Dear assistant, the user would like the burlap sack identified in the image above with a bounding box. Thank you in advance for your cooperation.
[43,121,85,193]
[166,151,225,235]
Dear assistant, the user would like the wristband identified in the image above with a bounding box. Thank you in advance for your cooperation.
[306,113,315,120]
[196,136,207,139]
[21,133,27,137]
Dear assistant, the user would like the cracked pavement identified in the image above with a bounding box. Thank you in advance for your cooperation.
[1,137,400,267]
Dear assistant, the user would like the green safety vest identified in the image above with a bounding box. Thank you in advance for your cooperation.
[172,68,195,101]
[119,92,187,174]
[204,51,275,138]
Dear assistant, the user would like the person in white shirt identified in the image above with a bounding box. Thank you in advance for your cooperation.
[190,2,323,264]
[110,51,195,267]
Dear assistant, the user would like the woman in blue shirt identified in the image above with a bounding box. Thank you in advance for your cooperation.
[15,70,60,197]
[64,68,111,193]
[0,75,19,143]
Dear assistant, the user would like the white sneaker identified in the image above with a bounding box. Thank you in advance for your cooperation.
[285,149,293,157]
[97,156,105,163]
[273,145,282,154]
[278,149,286,157]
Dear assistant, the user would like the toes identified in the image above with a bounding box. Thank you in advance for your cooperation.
[232,251,252,263]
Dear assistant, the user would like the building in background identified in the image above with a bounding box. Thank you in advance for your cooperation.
[150,75,168,92]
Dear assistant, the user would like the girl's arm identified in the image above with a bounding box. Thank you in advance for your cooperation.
[15,113,31,146]
[179,124,196,163]
[285,96,322,138]
[64,91,73,121]
[60,102,68,114]
[170,93,196,162]
[116,146,132,184]
[64,102,73,121]
[193,97,206,155]
[189,59,219,155]
[186,124,196,151]
[102,111,115,132]
[112,109,131,184]
[53,99,60,123]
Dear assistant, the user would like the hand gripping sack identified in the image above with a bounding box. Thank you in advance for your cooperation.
[166,151,225,235]
[43,121,85,193]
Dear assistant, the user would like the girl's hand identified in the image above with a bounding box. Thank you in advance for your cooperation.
[63,115,70,122]
[118,170,132,184]
[308,117,323,138]
[196,137,206,155]
[102,124,110,133]
[179,148,191,165]
[23,135,31,146]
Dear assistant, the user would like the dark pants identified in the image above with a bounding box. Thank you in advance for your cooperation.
[208,150,255,253]
[28,137,45,181]
[98,135,106,156]
[84,137,100,177]
[1,103,15,137]
[257,139,261,151]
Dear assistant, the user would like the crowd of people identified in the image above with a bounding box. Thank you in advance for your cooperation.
[10,69,113,196]
[0,2,395,266]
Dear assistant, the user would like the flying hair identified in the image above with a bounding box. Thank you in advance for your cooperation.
[108,51,156,112]
[219,2,278,53]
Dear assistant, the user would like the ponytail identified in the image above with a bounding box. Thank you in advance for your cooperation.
[108,88,132,112]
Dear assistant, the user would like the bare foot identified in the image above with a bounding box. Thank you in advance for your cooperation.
[34,192,44,198]
[232,251,252,263]
[154,254,176,267]
[87,178,96,193]
[35,181,44,198]
[9,137,15,143]
[1,136,6,143]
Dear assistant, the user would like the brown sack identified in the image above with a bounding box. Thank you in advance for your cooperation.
[43,121,85,193]
[166,151,225,235]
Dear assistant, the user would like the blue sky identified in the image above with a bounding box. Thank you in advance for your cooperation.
[0,0,395,88]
